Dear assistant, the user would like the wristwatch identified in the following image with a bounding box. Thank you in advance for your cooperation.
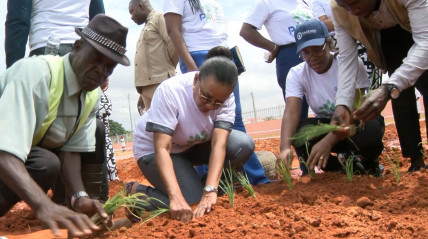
[384,84,400,99]
[70,191,89,209]
[203,185,218,193]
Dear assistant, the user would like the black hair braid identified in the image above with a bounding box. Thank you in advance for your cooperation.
[188,0,204,14]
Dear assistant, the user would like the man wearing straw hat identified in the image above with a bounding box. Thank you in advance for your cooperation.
[0,14,130,237]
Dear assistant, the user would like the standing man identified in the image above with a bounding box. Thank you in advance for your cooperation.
[331,0,428,171]
[0,15,130,237]
[129,0,178,110]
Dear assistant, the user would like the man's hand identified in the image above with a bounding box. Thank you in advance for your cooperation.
[36,201,101,238]
[170,196,193,222]
[331,105,352,140]
[306,140,333,170]
[193,191,217,218]
[266,43,280,63]
[278,148,294,167]
[353,85,390,121]
[74,197,109,224]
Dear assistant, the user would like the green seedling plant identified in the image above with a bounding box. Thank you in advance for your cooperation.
[299,142,316,179]
[292,123,356,148]
[386,153,401,186]
[219,165,235,208]
[342,156,354,182]
[234,170,255,197]
[276,156,293,190]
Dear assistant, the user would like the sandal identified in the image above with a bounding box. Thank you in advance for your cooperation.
[125,181,142,223]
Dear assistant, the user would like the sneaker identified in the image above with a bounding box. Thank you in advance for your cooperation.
[338,151,366,175]
[124,181,142,223]
[368,164,384,177]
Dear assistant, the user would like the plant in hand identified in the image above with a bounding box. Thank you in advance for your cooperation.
[292,123,356,148]
[219,165,235,208]
[234,170,255,197]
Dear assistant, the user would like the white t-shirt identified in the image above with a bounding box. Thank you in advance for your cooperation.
[133,72,236,160]
[310,0,335,35]
[286,54,370,118]
[244,0,313,46]
[163,0,228,52]
[30,0,90,50]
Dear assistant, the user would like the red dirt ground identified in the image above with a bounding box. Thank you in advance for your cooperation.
[1,122,427,239]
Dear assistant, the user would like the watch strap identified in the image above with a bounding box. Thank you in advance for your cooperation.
[71,191,89,208]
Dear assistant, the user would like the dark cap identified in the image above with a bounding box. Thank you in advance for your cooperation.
[295,19,329,53]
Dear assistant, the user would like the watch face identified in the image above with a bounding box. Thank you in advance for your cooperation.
[391,88,400,99]
[204,185,217,192]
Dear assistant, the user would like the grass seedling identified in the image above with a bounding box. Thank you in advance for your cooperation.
[343,156,354,182]
[219,165,235,208]
[234,170,255,197]
[276,156,293,190]
[386,153,401,186]
[292,123,355,148]
[299,142,316,179]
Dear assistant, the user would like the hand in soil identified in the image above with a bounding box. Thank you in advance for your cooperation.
[353,85,389,122]
[74,197,109,225]
[331,105,352,140]
[170,197,193,222]
[36,201,100,238]
[193,192,217,218]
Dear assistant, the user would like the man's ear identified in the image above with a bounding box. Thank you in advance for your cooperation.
[73,39,83,52]
[193,73,199,87]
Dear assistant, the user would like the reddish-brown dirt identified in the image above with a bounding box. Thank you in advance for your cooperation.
[1,122,427,239]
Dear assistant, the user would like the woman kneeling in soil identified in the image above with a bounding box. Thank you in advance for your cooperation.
[279,20,385,176]
[128,56,253,222]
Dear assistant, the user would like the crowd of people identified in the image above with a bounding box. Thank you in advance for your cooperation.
[1,0,428,237]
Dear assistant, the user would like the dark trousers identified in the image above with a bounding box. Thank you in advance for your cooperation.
[381,25,428,159]
[136,130,254,210]
[0,147,60,216]
[294,116,385,173]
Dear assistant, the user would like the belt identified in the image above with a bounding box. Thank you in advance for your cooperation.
[279,43,296,49]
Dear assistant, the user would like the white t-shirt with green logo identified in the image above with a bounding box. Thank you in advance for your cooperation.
[286,54,370,118]
[133,72,235,160]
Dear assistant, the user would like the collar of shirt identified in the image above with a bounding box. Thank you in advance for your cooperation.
[63,53,82,97]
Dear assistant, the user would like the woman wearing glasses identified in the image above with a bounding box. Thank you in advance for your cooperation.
[129,56,253,223]
[278,20,385,177]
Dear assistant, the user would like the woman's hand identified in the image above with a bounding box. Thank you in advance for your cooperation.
[193,192,217,218]
[306,140,333,170]
[169,196,193,222]
[278,148,294,167]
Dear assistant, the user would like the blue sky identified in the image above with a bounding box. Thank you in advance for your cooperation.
[0,0,287,130]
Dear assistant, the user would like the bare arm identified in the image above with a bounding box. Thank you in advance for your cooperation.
[240,23,279,63]
[279,97,302,165]
[0,151,99,237]
[153,132,192,222]
[164,13,197,72]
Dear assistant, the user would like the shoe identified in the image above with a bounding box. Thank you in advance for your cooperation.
[339,151,366,175]
[368,164,384,177]
[124,181,142,223]
[407,163,428,172]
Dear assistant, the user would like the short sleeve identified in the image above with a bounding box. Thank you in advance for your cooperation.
[285,66,305,100]
[163,0,184,16]
[243,0,269,30]
[0,58,51,162]
[146,83,179,133]
[216,93,236,123]
[311,0,327,18]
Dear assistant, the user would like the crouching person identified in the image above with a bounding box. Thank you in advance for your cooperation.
[0,14,130,237]
[127,56,253,223]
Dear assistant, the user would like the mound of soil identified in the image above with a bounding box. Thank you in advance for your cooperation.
[1,123,427,239]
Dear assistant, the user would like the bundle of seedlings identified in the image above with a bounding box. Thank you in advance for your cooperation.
[291,123,356,148]
[233,170,255,197]
[219,165,235,208]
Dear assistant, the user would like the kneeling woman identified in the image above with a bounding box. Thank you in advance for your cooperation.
[279,20,384,176]
[130,57,253,222]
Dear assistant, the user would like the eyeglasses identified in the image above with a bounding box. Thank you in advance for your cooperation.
[198,87,224,109]
[299,43,327,60]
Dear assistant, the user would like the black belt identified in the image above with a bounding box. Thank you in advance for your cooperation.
[279,43,296,49]
[29,43,75,57]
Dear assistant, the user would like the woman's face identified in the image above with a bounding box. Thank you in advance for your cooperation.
[300,43,331,74]
[193,74,234,112]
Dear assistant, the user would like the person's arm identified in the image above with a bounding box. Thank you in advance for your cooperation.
[239,23,279,63]
[5,0,32,68]
[0,151,100,237]
[164,13,198,72]
[318,15,334,32]
[89,0,105,20]
[306,132,340,170]
[278,97,302,166]
[153,132,193,222]
[193,128,229,218]
[158,14,179,67]
[59,151,108,221]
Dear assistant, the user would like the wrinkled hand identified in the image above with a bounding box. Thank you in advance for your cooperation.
[266,44,280,63]
[193,192,217,218]
[278,148,294,167]
[306,140,333,170]
[74,197,109,225]
[170,197,193,222]
[353,86,389,122]
[331,105,352,140]
[36,200,100,238]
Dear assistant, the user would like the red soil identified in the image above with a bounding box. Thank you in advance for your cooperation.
[1,123,428,239]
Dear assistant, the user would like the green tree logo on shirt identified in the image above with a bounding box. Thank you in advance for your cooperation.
[187,130,208,145]
[319,99,335,118]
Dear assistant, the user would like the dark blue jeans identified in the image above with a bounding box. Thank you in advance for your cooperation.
[180,52,270,185]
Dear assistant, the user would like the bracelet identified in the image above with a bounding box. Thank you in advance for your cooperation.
[70,191,89,209]
[272,43,277,52]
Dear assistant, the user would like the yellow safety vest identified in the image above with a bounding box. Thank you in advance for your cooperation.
[32,55,99,146]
